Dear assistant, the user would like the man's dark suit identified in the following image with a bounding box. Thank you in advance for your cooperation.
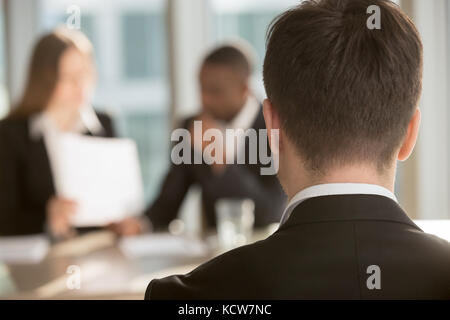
[145,194,450,299]
[0,112,115,236]
[145,109,286,230]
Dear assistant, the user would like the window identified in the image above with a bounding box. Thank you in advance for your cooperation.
[121,13,166,79]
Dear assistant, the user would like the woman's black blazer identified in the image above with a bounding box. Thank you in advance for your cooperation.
[0,112,115,236]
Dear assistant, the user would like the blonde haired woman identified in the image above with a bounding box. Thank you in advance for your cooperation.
[0,28,115,238]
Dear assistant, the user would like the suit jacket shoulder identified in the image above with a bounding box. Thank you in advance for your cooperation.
[145,237,269,300]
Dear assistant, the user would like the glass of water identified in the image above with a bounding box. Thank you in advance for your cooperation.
[215,198,255,250]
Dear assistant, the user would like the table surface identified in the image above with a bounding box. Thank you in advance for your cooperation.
[1,220,449,300]
[0,228,273,300]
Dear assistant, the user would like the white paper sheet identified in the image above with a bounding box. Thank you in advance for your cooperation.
[119,233,210,259]
[49,133,144,227]
[0,234,50,264]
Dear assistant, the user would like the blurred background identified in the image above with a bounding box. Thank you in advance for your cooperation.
[1,0,448,220]
[0,0,302,207]
[0,0,449,299]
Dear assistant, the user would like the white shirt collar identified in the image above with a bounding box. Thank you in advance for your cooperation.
[279,183,398,226]
[29,105,103,140]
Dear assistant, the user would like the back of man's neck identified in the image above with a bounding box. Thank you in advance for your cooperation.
[284,163,396,201]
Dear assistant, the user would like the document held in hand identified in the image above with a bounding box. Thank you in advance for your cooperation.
[49,133,144,227]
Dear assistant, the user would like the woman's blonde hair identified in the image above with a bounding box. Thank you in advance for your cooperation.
[9,27,93,119]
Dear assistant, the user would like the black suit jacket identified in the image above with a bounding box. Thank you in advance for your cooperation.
[145,194,450,299]
[0,112,115,236]
[145,109,286,230]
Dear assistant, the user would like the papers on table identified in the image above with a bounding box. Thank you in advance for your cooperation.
[119,233,210,259]
[48,133,144,227]
[414,220,450,242]
[0,262,16,297]
[0,234,49,264]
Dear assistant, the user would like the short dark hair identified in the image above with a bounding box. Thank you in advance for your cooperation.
[263,0,423,174]
[202,45,253,78]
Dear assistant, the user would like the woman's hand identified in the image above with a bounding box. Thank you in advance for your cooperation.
[46,197,78,238]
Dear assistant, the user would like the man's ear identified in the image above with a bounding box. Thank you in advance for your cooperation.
[263,99,282,153]
[398,108,421,161]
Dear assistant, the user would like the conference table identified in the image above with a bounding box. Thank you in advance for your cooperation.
[1,220,448,300]
[0,228,275,300]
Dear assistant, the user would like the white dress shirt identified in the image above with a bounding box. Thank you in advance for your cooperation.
[279,183,398,226]
[29,104,103,140]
